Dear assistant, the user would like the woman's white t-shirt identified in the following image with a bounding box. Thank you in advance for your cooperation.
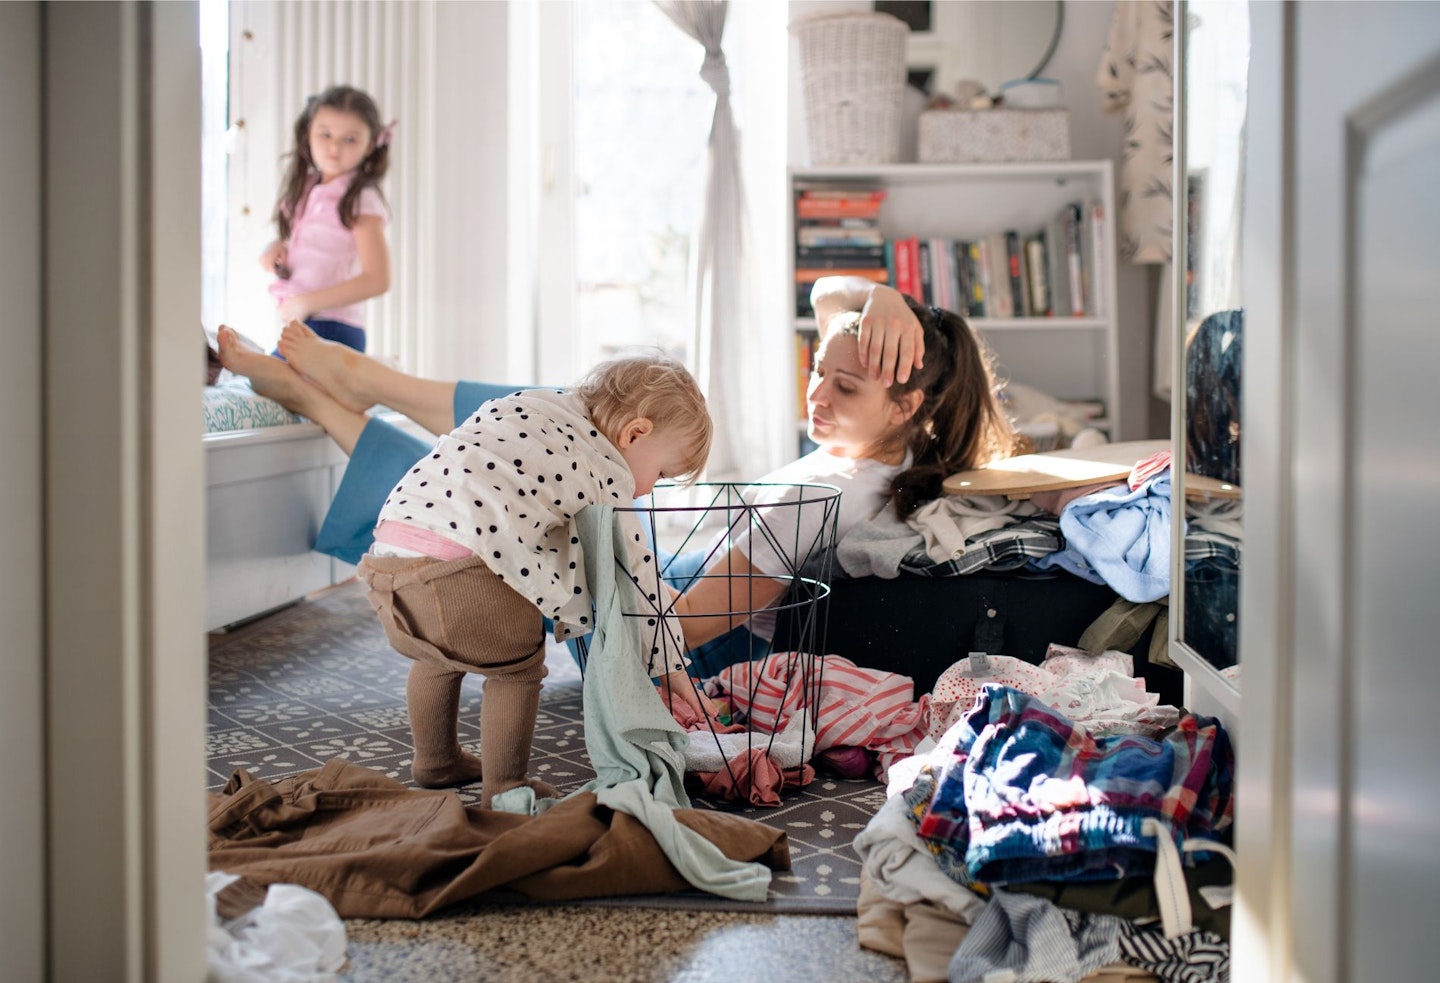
[722,448,908,640]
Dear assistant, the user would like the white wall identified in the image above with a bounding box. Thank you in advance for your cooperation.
[786,0,1162,441]
[431,1,515,384]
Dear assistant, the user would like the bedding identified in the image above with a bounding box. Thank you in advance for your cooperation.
[204,376,302,433]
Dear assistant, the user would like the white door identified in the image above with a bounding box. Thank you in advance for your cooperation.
[1243,3,1440,980]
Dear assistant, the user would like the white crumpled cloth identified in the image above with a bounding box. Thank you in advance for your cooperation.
[206,871,347,983]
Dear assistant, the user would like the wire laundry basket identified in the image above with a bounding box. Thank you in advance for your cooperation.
[575,481,842,803]
[790,11,910,165]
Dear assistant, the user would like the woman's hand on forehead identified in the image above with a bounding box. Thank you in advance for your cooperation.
[855,288,926,386]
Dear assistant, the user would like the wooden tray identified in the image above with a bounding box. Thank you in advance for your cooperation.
[942,440,1171,499]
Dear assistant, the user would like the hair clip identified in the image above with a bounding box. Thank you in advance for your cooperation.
[375,119,399,149]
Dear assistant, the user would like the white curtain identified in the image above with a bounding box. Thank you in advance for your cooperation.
[653,0,764,481]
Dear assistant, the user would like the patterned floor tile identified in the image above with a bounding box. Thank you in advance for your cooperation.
[207,581,881,912]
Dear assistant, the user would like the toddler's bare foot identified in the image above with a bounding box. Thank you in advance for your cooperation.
[277,320,373,414]
[216,325,322,418]
[411,749,486,790]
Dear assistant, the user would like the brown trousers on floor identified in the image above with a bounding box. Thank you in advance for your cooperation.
[357,553,555,807]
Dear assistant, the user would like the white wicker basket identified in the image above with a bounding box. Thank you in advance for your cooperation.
[790,12,909,166]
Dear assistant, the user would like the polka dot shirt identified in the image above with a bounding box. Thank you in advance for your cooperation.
[375,388,684,667]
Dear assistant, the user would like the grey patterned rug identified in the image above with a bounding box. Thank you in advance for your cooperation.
[207,581,885,914]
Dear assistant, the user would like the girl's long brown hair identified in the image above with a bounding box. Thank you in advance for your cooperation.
[885,297,1019,517]
[273,86,390,242]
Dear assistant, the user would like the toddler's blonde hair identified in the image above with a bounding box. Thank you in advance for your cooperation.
[572,350,713,483]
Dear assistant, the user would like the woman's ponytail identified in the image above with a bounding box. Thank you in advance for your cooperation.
[888,300,1018,518]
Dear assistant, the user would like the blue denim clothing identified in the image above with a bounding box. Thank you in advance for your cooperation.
[271,317,367,358]
[313,382,532,566]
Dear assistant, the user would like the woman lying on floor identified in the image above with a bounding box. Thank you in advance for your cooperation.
[217,275,1018,677]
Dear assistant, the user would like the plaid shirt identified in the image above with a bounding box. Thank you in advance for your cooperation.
[915,685,1234,885]
[898,517,1065,577]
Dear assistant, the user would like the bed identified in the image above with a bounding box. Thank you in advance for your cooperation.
[203,378,428,632]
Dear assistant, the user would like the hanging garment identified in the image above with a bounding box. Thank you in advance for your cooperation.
[1097,0,1176,264]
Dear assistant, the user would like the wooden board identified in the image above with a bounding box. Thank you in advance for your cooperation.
[942,439,1171,499]
[1184,472,1243,501]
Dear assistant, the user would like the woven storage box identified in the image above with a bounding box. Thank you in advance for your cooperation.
[791,12,909,165]
[918,108,1071,163]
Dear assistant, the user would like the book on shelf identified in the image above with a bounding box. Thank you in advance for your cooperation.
[891,236,919,302]
[1063,202,1086,316]
[984,236,1004,317]
[973,239,993,318]
[954,241,976,317]
[982,233,1011,317]
[796,215,883,230]
[797,225,885,248]
[1004,231,1027,317]
[1083,198,1107,318]
[1025,234,1049,316]
[795,199,884,222]
[1044,215,1071,319]
[794,185,886,201]
[795,244,887,268]
[917,240,933,305]
[933,238,959,312]
[795,267,891,283]
[793,268,890,316]
[795,331,817,420]
[791,189,1108,322]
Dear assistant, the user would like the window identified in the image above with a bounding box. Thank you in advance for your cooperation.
[569,1,712,369]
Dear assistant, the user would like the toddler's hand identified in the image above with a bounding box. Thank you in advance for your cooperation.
[659,670,720,720]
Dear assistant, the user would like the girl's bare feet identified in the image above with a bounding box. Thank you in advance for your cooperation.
[277,320,373,414]
[216,325,325,418]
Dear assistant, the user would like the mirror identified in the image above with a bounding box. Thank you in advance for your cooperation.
[1173,0,1249,691]
[876,1,1064,97]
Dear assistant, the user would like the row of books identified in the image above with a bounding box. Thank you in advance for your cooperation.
[793,184,889,318]
[793,188,1108,322]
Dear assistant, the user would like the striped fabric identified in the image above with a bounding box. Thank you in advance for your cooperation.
[711,653,931,778]
[1118,921,1230,983]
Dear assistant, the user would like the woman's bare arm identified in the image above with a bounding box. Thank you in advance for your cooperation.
[810,276,926,385]
[669,544,790,650]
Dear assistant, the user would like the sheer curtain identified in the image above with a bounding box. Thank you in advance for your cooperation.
[654,0,781,481]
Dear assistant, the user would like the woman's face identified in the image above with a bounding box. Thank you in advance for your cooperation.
[805,331,912,459]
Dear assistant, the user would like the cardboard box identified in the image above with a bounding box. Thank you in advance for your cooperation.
[918,108,1071,163]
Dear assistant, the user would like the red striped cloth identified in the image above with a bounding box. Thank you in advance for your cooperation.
[712,653,932,780]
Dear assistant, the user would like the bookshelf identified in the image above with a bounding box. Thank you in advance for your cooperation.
[787,160,1121,457]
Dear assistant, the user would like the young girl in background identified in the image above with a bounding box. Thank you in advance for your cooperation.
[261,85,393,353]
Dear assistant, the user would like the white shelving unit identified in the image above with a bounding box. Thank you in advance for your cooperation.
[787,160,1121,452]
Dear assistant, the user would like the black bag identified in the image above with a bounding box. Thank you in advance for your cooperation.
[773,569,1177,702]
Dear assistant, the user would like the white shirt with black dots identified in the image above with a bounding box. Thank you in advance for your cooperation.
[375,388,686,673]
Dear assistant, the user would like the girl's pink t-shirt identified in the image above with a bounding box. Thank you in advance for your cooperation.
[269,172,387,327]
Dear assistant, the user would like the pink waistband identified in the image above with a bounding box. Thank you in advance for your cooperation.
[374,520,473,560]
